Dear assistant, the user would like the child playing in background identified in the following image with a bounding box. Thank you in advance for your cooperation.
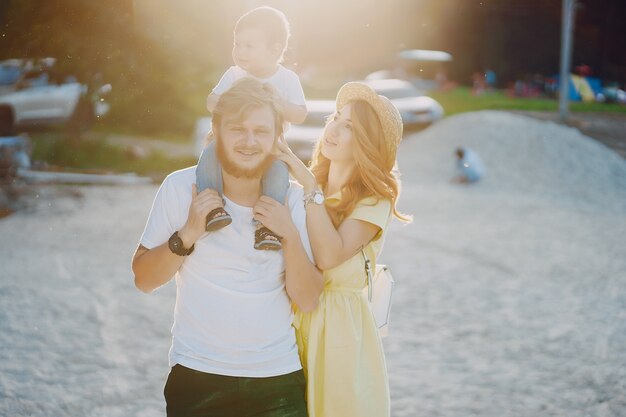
[196,6,307,250]
[453,146,485,183]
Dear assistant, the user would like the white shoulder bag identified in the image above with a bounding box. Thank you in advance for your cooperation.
[361,249,395,337]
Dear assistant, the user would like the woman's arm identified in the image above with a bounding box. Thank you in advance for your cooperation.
[303,204,380,270]
[273,137,381,270]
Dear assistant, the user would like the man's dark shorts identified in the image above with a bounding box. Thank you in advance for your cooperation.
[164,364,307,417]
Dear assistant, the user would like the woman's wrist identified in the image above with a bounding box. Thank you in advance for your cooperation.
[302,180,319,194]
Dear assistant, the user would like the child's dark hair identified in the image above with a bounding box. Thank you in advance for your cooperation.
[235,6,290,62]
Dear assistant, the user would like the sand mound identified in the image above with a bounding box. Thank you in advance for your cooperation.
[1,111,624,416]
[399,111,626,211]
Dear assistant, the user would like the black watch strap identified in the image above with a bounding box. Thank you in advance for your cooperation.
[168,231,195,256]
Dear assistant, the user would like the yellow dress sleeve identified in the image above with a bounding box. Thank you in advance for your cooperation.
[347,197,392,241]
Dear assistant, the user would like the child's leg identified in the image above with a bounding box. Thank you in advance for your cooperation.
[254,159,290,251]
[262,159,290,203]
[196,139,222,194]
[195,140,232,231]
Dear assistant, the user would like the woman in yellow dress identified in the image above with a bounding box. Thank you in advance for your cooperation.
[275,82,411,417]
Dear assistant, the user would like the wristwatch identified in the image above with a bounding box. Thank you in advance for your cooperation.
[303,189,325,207]
[168,231,195,256]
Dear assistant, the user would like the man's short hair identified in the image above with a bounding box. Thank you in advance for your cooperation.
[212,77,285,138]
[235,6,290,61]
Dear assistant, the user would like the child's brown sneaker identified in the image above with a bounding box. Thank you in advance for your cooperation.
[205,207,232,232]
[254,226,282,251]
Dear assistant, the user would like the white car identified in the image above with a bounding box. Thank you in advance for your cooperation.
[363,79,444,128]
[0,62,110,135]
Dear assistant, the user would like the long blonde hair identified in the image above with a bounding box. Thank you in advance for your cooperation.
[310,100,411,227]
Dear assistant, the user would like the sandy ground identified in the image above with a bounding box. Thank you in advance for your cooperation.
[1,111,625,416]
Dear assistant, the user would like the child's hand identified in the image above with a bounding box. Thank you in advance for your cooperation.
[274,136,317,192]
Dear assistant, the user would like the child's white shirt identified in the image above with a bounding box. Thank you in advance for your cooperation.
[212,65,306,107]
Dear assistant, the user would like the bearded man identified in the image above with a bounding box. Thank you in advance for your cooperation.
[132,78,322,417]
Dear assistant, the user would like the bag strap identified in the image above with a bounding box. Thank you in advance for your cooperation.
[361,247,373,302]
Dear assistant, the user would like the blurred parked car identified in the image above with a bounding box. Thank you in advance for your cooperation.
[0,134,31,171]
[367,49,454,93]
[193,100,335,164]
[363,78,444,128]
[0,59,111,135]
[0,59,26,96]
[193,116,213,158]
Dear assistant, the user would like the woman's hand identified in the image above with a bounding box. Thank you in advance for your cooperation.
[179,184,223,246]
[253,196,298,241]
[274,136,318,193]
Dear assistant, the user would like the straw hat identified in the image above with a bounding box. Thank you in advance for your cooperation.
[336,82,403,155]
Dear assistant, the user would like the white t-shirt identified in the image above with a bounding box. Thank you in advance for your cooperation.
[139,166,313,377]
[212,65,306,106]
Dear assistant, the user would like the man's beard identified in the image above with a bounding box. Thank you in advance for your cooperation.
[216,137,275,179]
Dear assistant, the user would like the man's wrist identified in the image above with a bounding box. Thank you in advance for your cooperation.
[168,231,195,256]
[177,227,197,248]
[279,225,300,245]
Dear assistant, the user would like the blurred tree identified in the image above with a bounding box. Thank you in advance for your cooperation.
[2,0,623,115]
[438,0,625,86]
[0,0,197,136]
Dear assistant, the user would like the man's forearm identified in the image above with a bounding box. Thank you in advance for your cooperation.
[281,231,323,312]
[132,243,187,293]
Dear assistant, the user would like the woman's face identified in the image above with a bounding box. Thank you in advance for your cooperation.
[321,103,355,163]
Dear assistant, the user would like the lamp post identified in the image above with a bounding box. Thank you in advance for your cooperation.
[559,0,577,122]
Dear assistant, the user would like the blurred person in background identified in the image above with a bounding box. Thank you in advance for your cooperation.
[453,146,485,183]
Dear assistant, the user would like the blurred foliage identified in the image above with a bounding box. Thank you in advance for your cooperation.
[0,0,203,138]
[31,132,197,180]
[1,0,624,142]
[430,87,626,116]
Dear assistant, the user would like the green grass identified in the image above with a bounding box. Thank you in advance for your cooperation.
[28,86,624,177]
[30,132,196,181]
[429,87,626,116]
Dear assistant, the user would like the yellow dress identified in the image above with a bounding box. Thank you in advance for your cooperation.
[294,195,392,417]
